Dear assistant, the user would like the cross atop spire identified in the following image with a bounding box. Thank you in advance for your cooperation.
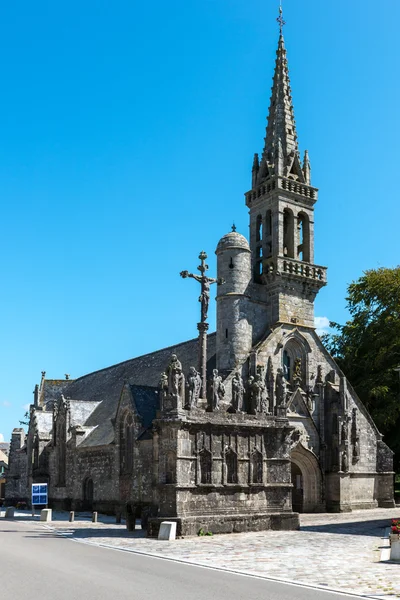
[277,3,286,36]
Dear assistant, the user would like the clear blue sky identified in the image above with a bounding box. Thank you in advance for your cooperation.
[0,0,399,442]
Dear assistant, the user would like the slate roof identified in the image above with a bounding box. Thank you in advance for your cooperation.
[61,333,216,448]
[68,400,101,428]
[34,411,53,436]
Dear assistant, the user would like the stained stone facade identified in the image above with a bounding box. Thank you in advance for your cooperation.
[5,22,394,532]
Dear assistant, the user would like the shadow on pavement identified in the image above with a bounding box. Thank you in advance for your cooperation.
[300,518,389,537]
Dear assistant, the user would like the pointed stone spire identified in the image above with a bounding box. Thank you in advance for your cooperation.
[303,150,311,185]
[257,19,301,184]
[252,153,259,188]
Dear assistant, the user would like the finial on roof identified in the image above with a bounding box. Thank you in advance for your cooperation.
[232,223,237,232]
[65,374,70,380]
[277,2,286,36]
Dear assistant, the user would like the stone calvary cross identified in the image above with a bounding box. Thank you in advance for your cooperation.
[180,251,224,399]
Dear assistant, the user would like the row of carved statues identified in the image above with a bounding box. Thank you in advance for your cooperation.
[158,354,316,415]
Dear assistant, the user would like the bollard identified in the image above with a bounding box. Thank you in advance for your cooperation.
[5,507,15,519]
[69,511,75,523]
[40,509,52,522]
[92,511,98,523]
[116,512,121,524]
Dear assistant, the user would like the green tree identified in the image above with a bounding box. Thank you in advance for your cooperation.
[325,266,400,469]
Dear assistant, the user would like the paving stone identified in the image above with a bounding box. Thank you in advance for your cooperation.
[27,508,400,598]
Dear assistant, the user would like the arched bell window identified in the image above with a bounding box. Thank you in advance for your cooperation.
[283,208,295,258]
[297,212,310,262]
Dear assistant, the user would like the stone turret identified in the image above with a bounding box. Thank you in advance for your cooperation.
[215,229,252,373]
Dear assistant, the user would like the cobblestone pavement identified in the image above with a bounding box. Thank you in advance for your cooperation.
[12,508,400,598]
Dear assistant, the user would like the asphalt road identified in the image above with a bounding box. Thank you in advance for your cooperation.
[1,520,360,600]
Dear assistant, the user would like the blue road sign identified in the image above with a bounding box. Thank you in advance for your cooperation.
[32,483,48,506]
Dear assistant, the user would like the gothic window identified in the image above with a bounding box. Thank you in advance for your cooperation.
[282,338,307,386]
[165,451,176,484]
[199,448,212,484]
[297,212,310,262]
[283,208,294,258]
[58,416,66,486]
[251,449,263,484]
[283,350,291,381]
[120,413,134,475]
[225,448,238,484]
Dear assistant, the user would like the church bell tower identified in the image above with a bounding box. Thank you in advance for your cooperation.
[246,11,327,331]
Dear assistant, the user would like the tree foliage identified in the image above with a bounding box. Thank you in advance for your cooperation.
[325,266,400,469]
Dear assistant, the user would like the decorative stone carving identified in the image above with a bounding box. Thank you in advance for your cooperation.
[275,368,287,407]
[180,251,222,323]
[248,374,265,414]
[231,372,244,412]
[293,358,302,389]
[186,367,202,409]
[316,364,323,385]
[209,369,225,410]
[163,354,185,410]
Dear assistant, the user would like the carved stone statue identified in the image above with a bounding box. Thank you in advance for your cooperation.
[341,450,349,473]
[209,369,225,410]
[166,354,185,406]
[275,368,287,407]
[158,371,168,411]
[341,419,349,443]
[316,364,323,385]
[231,372,244,412]
[248,374,265,414]
[293,358,302,388]
[186,367,202,409]
[353,436,360,461]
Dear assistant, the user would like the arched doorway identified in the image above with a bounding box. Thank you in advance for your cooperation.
[291,443,323,513]
[82,478,94,511]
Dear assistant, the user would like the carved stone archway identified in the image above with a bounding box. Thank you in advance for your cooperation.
[291,443,323,513]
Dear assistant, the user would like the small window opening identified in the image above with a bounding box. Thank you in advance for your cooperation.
[229,257,234,269]
[226,449,238,484]
[225,329,228,339]
[256,215,263,242]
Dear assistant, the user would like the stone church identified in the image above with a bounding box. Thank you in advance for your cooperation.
[6,16,394,535]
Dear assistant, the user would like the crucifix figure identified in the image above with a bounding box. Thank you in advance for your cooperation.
[180,251,223,322]
[180,251,224,399]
